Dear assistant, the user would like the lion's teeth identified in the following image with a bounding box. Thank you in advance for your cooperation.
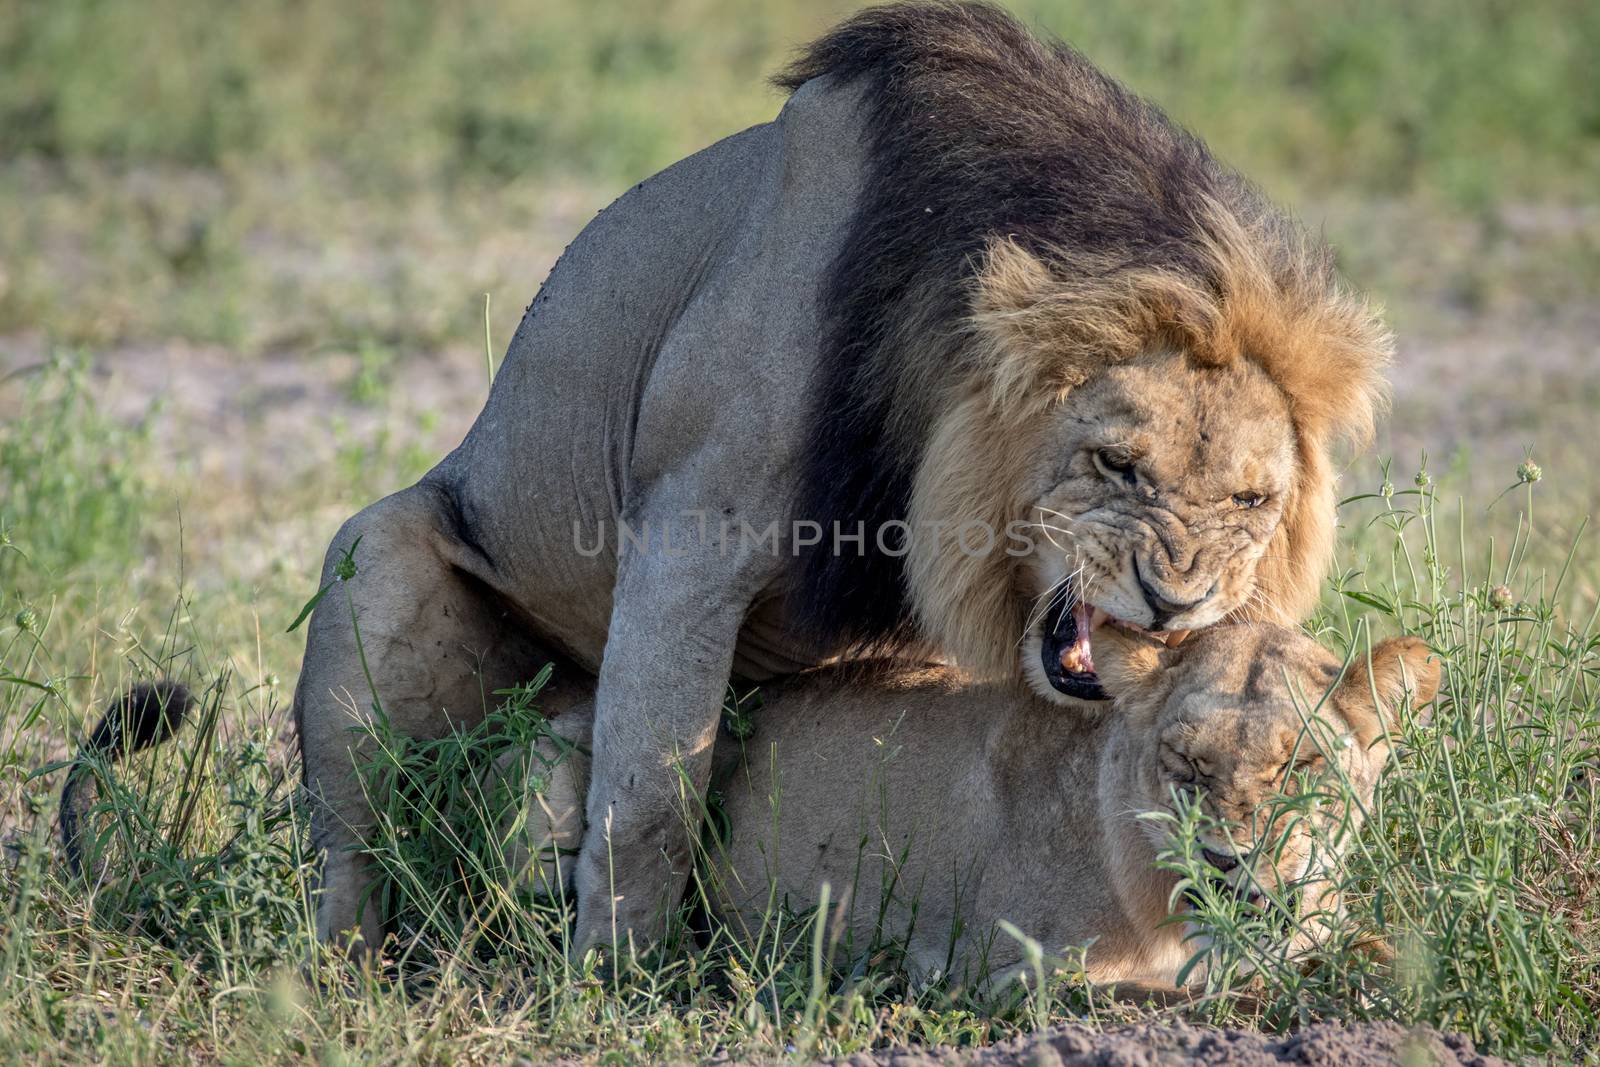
[1060,604,1096,674]
[1164,629,1192,648]
[1089,607,1109,630]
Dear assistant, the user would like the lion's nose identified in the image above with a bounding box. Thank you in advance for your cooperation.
[1133,558,1214,628]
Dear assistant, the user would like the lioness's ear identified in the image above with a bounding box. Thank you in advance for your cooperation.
[1336,636,1440,748]
[1094,634,1175,699]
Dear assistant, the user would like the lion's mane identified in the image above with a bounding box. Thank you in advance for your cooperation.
[778,2,1390,674]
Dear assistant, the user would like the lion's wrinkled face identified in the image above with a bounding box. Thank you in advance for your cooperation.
[1097,624,1437,918]
[1017,350,1298,703]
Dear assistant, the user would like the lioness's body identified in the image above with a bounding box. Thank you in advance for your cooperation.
[713,666,1181,984]
[517,627,1436,984]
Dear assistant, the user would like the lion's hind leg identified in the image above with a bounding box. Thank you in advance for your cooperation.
[293,481,552,954]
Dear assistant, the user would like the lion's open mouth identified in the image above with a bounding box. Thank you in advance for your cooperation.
[1039,581,1189,700]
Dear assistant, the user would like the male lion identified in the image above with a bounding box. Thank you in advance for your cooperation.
[288,2,1391,953]
[510,625,1439,986]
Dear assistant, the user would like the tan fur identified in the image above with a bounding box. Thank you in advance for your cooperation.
[906,202,1391,686]
[519,624,1438,986]
[293,8,1392,953]
[914,344,1300,698]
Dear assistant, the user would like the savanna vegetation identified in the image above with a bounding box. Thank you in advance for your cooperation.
[1,1,1597,1063]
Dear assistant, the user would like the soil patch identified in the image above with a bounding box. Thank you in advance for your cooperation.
[828,1020,1509,1067]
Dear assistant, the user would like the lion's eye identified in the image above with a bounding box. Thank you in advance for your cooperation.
[1233,491,1266,509]
[1094,448,1138,486]
[1275,755,1319,780]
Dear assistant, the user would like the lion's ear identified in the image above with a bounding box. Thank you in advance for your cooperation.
[969,239,1091,403]
[1336,636,1440,748]
[969,239,1191,408]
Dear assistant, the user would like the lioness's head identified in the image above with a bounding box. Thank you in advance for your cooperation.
[905,224,1391,703]
[1098,623,1439,914]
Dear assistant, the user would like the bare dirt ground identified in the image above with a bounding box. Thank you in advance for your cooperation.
[824,1019,1509,1067]
[5,307,1597,492]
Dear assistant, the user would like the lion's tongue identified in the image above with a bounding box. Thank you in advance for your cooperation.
[1058,601,1096,675]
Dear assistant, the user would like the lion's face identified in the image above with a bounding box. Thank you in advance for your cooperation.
[1016,350,1297,702]
[1098,625,1437,918]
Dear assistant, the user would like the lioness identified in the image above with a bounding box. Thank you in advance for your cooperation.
[511,625,1438,985]
[288,2,1391,953]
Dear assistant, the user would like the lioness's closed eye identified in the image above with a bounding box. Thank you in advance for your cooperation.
[510,623,1438,988]
[1096,627,1439,957]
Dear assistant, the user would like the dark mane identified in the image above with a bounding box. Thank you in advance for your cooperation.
[779,1,1279,651]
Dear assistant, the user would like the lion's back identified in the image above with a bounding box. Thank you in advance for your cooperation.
[430,77,872,671]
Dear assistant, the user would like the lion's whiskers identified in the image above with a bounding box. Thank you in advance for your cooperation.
[1033,504,1081,528]
[1017,561,1088,650]
[1019,576,1071,645]
[1015,521,1078,554]
[1241,584,1294,624]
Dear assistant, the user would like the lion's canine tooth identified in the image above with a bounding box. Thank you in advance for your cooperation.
[1163,629,1192,648]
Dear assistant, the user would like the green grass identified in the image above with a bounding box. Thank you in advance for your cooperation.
[2,1,1597,351]
[5,0,1596,200]
[3,2,1599,1061]
[1,356,1597,1063]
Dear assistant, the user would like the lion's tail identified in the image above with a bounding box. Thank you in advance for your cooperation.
[59,682,191,878]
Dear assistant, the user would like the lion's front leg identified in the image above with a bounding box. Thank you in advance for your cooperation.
[572,534,776,959]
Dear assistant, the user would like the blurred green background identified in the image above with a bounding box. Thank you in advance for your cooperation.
[3,0,1598,352]
[5,0,1597,198]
